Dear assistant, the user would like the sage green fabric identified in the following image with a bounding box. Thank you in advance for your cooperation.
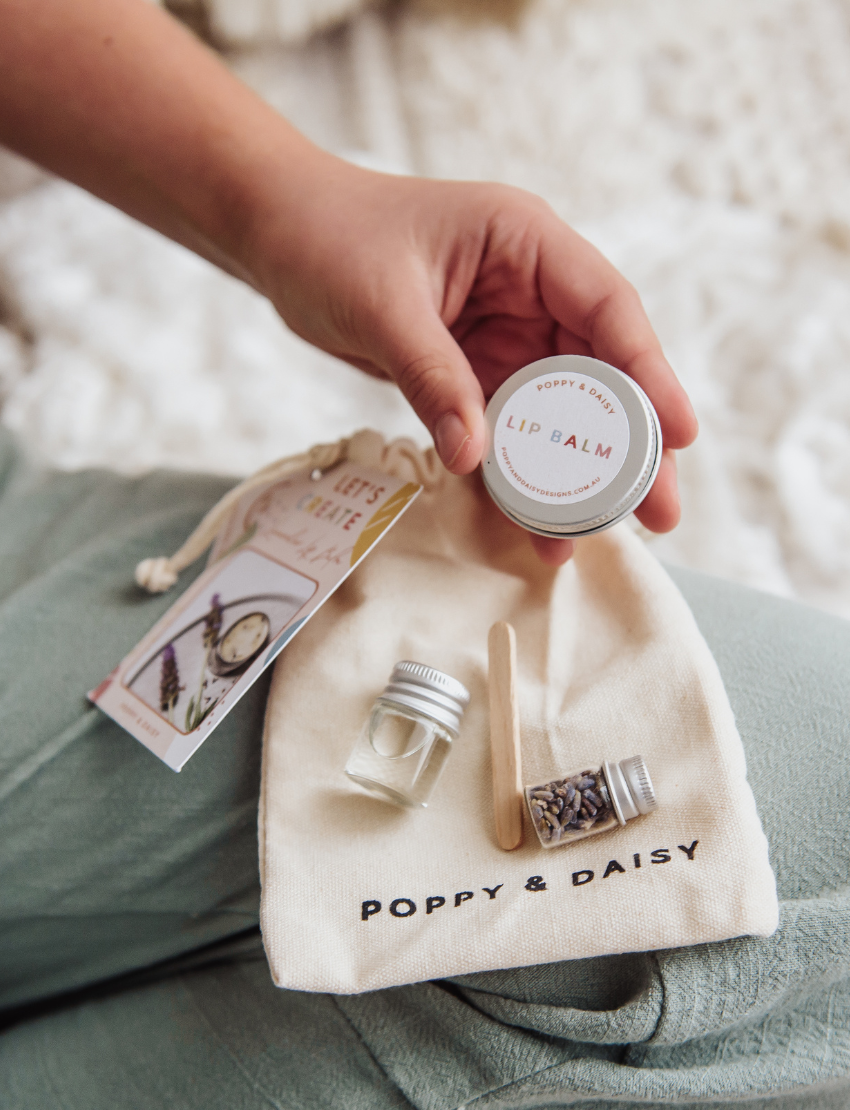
[0,430,848,1108]
[0,431,267,1010]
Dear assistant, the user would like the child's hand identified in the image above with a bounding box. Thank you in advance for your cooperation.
[246,161,698,564]
[0,0,696,566]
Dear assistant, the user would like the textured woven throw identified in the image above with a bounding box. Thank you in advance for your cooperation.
[253,431,778,993]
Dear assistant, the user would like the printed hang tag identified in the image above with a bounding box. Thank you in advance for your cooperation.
[89,463,421,770]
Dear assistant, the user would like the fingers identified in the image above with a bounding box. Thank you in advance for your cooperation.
[535,219,692,537]
[537,219,698,451]
[529,534,576,566]
[527,449,678,568]
[587,297,698,452]
[398,345,486,475]
[529,451,677,566]
[372,288,489,475]
[633,449,680,533]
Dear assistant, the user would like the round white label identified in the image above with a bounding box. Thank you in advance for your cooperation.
[493,372,631,504]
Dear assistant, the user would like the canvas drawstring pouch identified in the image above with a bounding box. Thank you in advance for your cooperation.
[139,430,778,994]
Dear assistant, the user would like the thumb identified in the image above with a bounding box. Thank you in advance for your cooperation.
[379,303,487,474]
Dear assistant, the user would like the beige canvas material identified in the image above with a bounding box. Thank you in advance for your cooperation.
[258,431,778,994]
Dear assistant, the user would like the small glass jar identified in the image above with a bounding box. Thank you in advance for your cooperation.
[345,661,470,808]
[526,755,657,849]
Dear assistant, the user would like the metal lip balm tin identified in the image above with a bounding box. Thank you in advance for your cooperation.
[482,355,662,538]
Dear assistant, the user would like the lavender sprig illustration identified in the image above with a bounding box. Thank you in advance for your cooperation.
[159,643,182,725]
[203,593,223,649]
[185,593,224,732]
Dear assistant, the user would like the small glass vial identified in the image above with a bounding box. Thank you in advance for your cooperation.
[345,661,470,808]
[526,755,657,849]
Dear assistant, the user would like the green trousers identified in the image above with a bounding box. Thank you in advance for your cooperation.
[0,429,848,1109]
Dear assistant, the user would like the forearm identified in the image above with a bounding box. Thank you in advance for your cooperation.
[0,0,327,280]
[0,0,696,541]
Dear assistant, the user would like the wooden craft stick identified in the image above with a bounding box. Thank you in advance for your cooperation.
[488,621,523,850]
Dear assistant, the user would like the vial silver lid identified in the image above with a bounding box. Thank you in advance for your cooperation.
[380,660,470,736]
[619,755,657,814]
[602,756,657,826]
[481,355,662,538]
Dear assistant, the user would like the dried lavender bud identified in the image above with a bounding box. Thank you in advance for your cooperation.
[526,759,650,849]
[203,593,223,650]
[159,644,182,718]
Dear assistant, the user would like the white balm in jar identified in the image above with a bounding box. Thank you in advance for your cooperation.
[482,355,662,538]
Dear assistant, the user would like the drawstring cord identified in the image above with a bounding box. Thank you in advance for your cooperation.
[134,430,443,594]
[134,438,348,593]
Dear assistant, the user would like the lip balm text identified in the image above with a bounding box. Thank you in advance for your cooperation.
[505,416,613,460]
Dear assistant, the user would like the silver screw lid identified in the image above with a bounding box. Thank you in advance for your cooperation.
[481,355,662,538]
[380,660,470,736]
[602,755,657,825]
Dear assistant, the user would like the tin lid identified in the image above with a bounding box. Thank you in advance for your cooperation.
[602,756,657,825]
[380,660,470,736]
[481,355,662,538]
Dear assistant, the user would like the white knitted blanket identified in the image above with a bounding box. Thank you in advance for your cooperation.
[1,0,850,616]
